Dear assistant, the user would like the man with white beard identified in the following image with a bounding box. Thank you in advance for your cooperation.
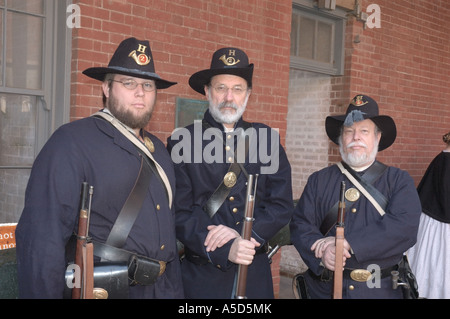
[290,94,421,299]
[167,47,293,298]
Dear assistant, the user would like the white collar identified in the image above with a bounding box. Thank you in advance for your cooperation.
[348,160,375,172]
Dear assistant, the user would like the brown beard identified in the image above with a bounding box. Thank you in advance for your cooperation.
[106,92,153,130]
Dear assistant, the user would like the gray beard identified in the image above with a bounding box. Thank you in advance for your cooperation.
[208,93,249,125]
[339,140,379,168]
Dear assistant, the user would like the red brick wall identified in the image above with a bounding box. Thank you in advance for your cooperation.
[70,0,292,298]
[71,0,292,145]
[68,0,449,298]
[330,0,450,185]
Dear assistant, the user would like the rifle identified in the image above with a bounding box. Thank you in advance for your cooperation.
[72,182,94,299]
[234,174,258,299]
[333,181,346,299]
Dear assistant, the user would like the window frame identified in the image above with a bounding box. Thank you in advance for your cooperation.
[0,0,72,156]
[0,0,72,222]
[291,0,347,76]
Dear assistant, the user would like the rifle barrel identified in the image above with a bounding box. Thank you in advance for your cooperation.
[235,174,257,299]
[72,182,89,299]
[333,181,345,299]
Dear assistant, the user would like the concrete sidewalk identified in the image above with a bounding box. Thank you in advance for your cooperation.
[278,275,296,299]
[277,245,308,299]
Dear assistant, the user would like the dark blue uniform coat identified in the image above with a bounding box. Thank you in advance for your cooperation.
[167,110,293,298]
[16,115,183,298]
[290,162,421,299]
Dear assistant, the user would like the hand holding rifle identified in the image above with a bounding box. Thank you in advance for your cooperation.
[310,181,351,298]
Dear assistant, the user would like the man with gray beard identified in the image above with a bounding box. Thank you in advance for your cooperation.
[290,94,421,299]
[167,47,293,298]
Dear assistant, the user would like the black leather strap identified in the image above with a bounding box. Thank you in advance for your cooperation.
[202,120,252,218]
[341,161,388,210]
[94,240,159,265]
[320,161,388,235]
[203,160,245,218]
[105,155,152,248]
[320,199,353,236]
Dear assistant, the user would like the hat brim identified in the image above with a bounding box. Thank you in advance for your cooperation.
[188,64,254,95]
[325,115,396,151]
[82,67,177,89]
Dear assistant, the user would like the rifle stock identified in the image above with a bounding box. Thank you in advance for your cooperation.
[82,241,94,299]
[235,174,258,299]
[72,183,94,299]
[333,181,346,299]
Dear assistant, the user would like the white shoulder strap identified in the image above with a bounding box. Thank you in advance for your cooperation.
[93,111,173,208]
[337,162,385,216]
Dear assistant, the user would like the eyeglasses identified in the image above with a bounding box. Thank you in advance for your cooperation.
[110,79,156,92]
[211,84,248,96]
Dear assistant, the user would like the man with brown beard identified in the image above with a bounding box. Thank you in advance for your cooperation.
[16,38,183,298]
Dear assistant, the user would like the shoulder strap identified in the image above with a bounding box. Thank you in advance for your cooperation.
[320,161,389,235]
[337,161,388,216]
[92,111,173,208]
[105,156,152,248]
[320,198,353,235]
[202,119,252,218]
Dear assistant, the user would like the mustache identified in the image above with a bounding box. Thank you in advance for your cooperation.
[347,141,368,148]
[218,102,238,111]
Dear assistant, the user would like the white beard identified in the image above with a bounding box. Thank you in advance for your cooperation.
[339,140,379,168]
[208,93,249,125]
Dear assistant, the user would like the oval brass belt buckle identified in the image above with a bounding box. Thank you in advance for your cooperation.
[350,269,372,282]
[93,287,109,299]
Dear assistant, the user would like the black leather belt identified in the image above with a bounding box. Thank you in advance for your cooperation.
[184,243,269,266]
[309,264,398,283]
[343,265,397,282]
[93,241,166,285]
[184,248,210,266]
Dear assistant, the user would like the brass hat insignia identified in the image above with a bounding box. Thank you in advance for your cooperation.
[128,44,151,66]
[219,50,240,66]
[351,95,368,107]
